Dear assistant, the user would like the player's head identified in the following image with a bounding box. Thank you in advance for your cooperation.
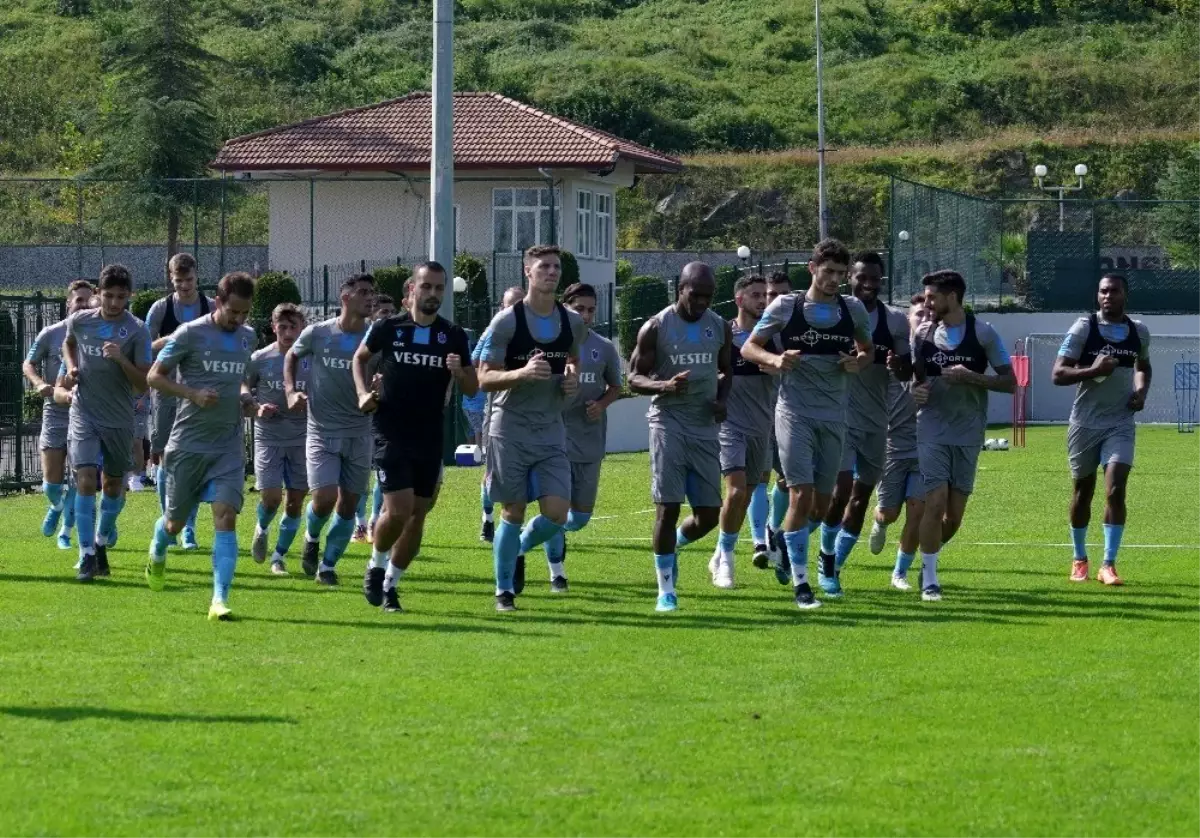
[809,238,850,297]
[213,272,255,332]
[734,274,768,319]
[562,282,598,327]
[501,285,524,310]
[908,292,932,332]
[88,294,101,309]
[66,279,94,315]
[523,244,561,294]
[1098,273,1127,318]
[677,261,715,321]
[341,272,376,318]
[374,294,396,320]
[271,303,305,348]
[849,251,884,307]
[922,270,966,318]
[410,262,447,316]
[767,270,791,303]
[97,264,133,318]
[168,253,198,300]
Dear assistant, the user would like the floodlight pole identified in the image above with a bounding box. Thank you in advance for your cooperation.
[815,0,829,241]
[431,0,455,321]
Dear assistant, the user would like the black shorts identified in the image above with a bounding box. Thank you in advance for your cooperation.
[374,440,442,498]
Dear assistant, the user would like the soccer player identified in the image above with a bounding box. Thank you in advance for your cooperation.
[545,282,623,592]
[24,279,94,546]
[868,294,933,590]
[245,303,310,575]
[910,270,1015,601]
[628,261,732,612]
[740,239,873,610]
[710,274,779,589]
[1052,273,1151,585]
[475,286,525,544]
[477,246,586,612]
[129,391,151,492]
[144,272,257,620]
[816,251,911,596]
[355,262,477,612]
[359,293,397,541]
[61,264,152,582]
[145,252,215,549]
[285,272,376,584]
[763,271,793,579]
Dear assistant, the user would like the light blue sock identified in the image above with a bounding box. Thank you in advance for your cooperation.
[481,483,493,516]
[156,467,167,513]
[1103,524,1124,565]
[97,493,121,542]
[75,492,96,554]
[372,479,384,522]
[62,484,76,530]
[770,485,788,531]
[305,503,330,540]
[894,550,915,576]
[544,531,565,564]
[1071,526,1088,559]
[834,528,859,569]
[676,527,692,549]
[494,519,521,592]
[212,530,238,602]
[819,522,840,555]
[783,526,810,583]
[564,509,591,532]
[519,515,564,553]
[150,517,172,562]
[44,481,64,511]
[321,513,355,567]
[256,502,277,531]
[355,492,368,526]
[748,483,768,544]
[718,530,739,554]
[275,514,301,557]
[185,504,199,532]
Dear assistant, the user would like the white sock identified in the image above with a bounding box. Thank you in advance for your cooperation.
[95,533,108,547]
[384,563,405,590]
[318,562,335,573]
[270,551,285,563]
[791,563,808,587]
[254,524,266,537]
[549,561,565,579]
[305,532,319,543]
[655,562,675,596]
[921,551,940,588]
[370,549,389,570]
[483,511,494,524]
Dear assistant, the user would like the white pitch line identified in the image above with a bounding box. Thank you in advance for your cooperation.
[585,537,1198,549]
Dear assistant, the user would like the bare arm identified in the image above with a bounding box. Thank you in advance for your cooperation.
[1052,353,1118,386]
[151,335,172,354]
[454,361,480,399]
[61,335,79,383]
[147,361,202,404]
[887,352,914,382]
[22,360,53,398]
[715,320,733,405]
[949,363,1016,394]
[478,356,546,393]
[352,342,374,401]
[628,320,688,395]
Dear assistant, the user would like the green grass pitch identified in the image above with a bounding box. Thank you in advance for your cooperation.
[1,426,1197,836]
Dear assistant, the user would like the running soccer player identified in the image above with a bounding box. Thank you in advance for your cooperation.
[477,246,586,612]
[629,261,732,612]
[130,391,150,492]
[145,252,215,549]
[763,270,792,578]
[740,239,873,610]
[360,293,397,541]
[24,279,94,546]
[475,286,526,544]
[145,272,257,620]
[710,274,779,589]
[545,281,623,592]
[910,270,1015,601]
[1052,273,1151,585]
[245,303,310,575]
[355,262,477,612]
[868,294,932,590]
[285,272,376,584]
[61,265,152,582]
[816,251,911,596]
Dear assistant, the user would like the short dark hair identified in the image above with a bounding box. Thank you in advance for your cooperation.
[524,244,561,264]
[1100,273,1128,291]
[67,279,94,295]
[852,251,885,270]
[272,302,304,324]
[910,292,925,306]
[168,253,197,275]
[375,294,395,307]
[413,261,446,276]
[811,238,851,267]
[341,273,375,294]
[734,274,766,294]
[216,271,255,302]
[98,264,133,292]
[562,282,597,304]
[922,269,966,303]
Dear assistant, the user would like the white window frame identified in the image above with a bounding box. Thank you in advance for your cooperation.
[491,187,560,253]
[576,189,594,258]
[594,192,612,261]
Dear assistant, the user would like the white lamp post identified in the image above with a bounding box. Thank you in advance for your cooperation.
[1034,163,1088,232]
[736,245,751,270]
[452,275,467,294]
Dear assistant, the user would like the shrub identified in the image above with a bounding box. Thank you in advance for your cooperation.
[453,252,488,300]
[250,272,302,343]
[131,289,161,322]
[617,274,668,358]
[373,265,412,306]
[556,250,580,293]
[0,310,18,425]
[713,264,739,320]
[615,258,635,286]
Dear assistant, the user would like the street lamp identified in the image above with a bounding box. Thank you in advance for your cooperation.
[453,275,467,293]
[736,245,751,268]
[1034,163,1088,232]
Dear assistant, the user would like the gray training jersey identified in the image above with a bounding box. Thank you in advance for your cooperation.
[724,321,779,439]
[563,329,623,463]
[26,320,70,436]
[290,317,371,438]
[247,342,311,446]
[847,304,910,432]
[145,294,218,339]
[751,293,872,424]
[156,315,256,454]
[913,318,1010,446]
[645,305,727,440]
[1058,315,1151,430]
[66,308,152,430]
[885,377,918,460]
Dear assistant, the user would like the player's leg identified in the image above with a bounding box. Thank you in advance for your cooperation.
[352,486,369,543]
[714,427,751,588]
[813,423,847,597]
[40,445,68,538]
[272,488,307,574]
[939,445,979,547]
[367,471,384,540]
[145,449,203,592]
[747,471,771,568]
[488,437,528,610]
[917,478,948,601]
[251,438,284,564]
[72,453,100,582]
[777,417,820,608]
[94,429,133,572]
[1098,458,1132,586]
[835,428,884,576]
[870,454,905,555]
[128,429,147,492]
[545,461,600,593]
[366,478,413,608]
[302,434,340,577]
[59,467,77,549]
[652,502,682,612]
[1065,423,1102,579]
[315,439,369,583]
[380,487,436,613]
[205,453,245,619]
[649,427,685,611]
[675,436,722,549]
[893,491,925,591]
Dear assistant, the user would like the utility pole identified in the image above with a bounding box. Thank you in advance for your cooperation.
[431,0,455,320]
[815,0,829,241]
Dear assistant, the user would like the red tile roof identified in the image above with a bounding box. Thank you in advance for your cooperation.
[212,92,683,174]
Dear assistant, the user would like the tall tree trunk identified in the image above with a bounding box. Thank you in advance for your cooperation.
[166,204,179,287]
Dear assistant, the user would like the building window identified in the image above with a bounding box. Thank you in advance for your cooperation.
[492,187,560,253]
[576,190,594,258]
[594,192,612,261]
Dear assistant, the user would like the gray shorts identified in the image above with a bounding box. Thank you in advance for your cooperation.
[1067,424,1135,479]
[486,436,571,505]
[255,438,309,492]
[841,425,887,485]
[649,427,722,508]
[134,411,149,440]
[69,421,133,478]
[918,442,980,496]
[876,455,925,510]
[150,393,177,453]
[777,415,845,494]
[570,460,603,510]
[163,446,245,521]
[719,425,772,480]
[40,420,68,452]
[307,433,372,495]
